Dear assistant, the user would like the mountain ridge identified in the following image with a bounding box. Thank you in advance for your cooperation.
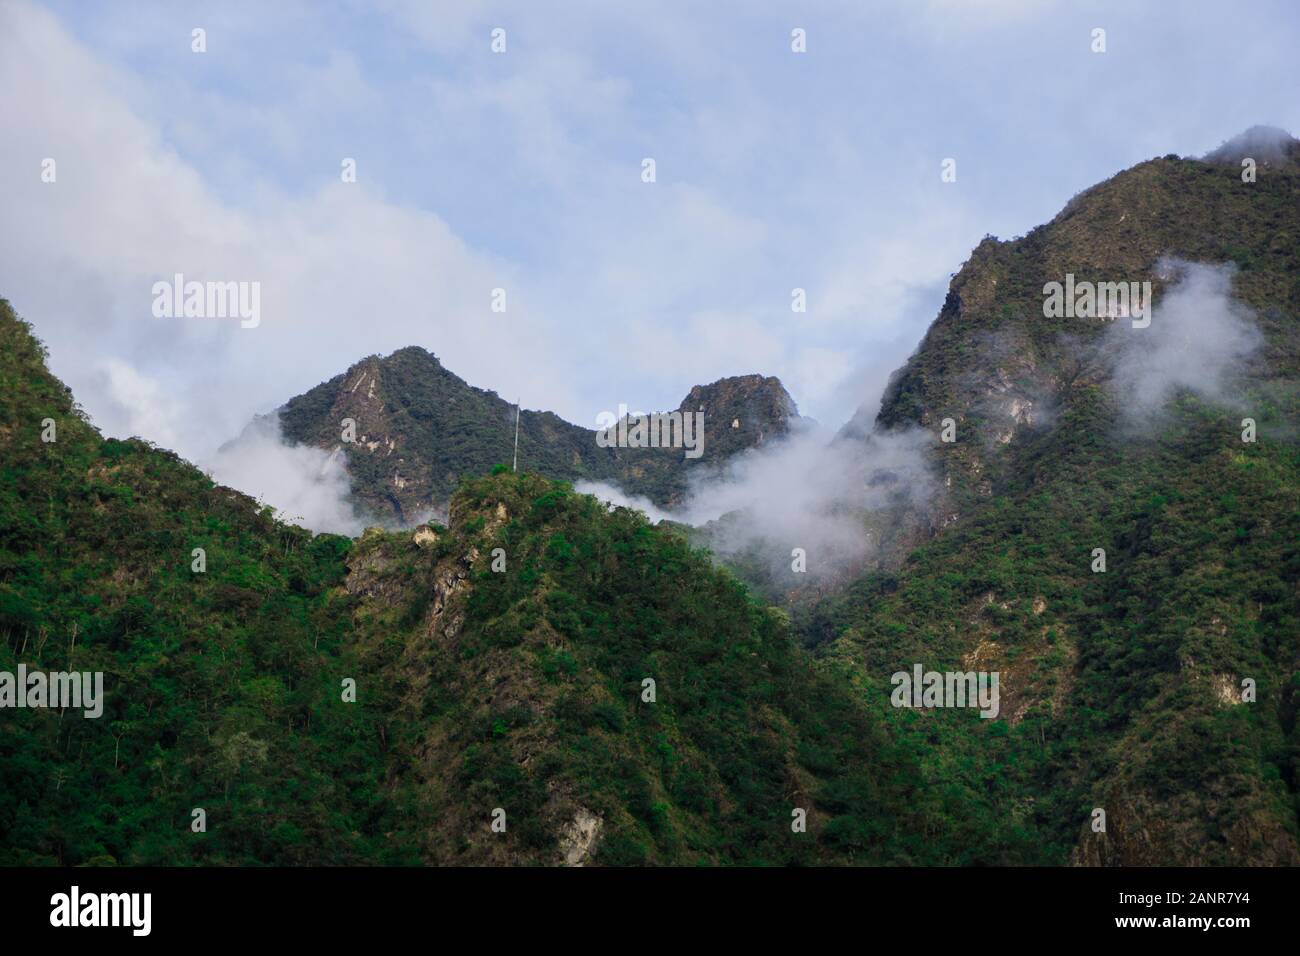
[805,128,1300,865]
[270,344,806,523]
[2,127,1298,866]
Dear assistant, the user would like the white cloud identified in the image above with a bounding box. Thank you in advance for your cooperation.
[0,0,571,464]
[204,416,364,536]
[581,422,937,582]
[92,358,187,451]
[1112,260,1264,420]
[575,481,679,525]
[3,0,1298,533]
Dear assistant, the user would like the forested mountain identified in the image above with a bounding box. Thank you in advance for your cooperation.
[271,346,803,522]
[1,128,1297,866]
[803,127,1300,864]
[0,301,986,864]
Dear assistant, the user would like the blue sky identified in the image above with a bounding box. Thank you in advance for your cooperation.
[2,0,1297,469]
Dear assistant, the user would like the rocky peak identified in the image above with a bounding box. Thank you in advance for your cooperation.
[675,374,804,463]
[272,350,805,523]
[853,130,1300,535]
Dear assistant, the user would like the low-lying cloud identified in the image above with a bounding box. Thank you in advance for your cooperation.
[574,481,680,525]
[1110,259,1263,420]
[581,422,935,584]
[204,415,365,536]
[577,260,1268,584]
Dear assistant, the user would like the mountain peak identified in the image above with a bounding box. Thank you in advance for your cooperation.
[273,352,804,522]
[1201,125,1300,166]
[383,344,441,364]
[675,374,804,461]
[679,374,798,413]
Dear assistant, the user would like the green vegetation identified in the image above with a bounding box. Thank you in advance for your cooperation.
[0,302,407,865]
[806,394,1300,863]
[2,141,1298,866]
[0,302,985,865]
[373,472,1027,864]
[809,146,1300,864]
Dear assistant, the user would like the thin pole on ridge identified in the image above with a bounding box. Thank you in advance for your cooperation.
[512,399,521,473]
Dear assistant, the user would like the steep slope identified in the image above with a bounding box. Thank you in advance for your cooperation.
[0,300,392,865]
[272,346,803,523]
[5,128,1297,868]
[2,300,1000,865]
[872,128,1300,517]
[339,472,1005,864]
[809,129,1300,865]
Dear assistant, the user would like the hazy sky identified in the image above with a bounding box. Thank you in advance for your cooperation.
[1,0,1297,466]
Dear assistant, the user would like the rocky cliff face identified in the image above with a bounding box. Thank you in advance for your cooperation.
[858,130,1300,531]
[675,373,802,463]
[816,128,1300,866]
[275,347,805,522]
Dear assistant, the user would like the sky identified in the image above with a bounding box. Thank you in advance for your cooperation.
[1,0,1297,474]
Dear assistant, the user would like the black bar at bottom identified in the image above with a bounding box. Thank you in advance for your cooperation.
[0,865,1285,941]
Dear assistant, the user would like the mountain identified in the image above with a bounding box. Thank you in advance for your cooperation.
[803,128,1300,864]
[0,300,979,865]
[270,346,803,523]
[870,129,1299,519]
[2,127,1298,867]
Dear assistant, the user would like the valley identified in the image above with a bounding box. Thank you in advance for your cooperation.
[1,127,1298,867]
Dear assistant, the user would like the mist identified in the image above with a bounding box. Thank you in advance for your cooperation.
[574,482,681,525]
[204,415,366,537]
[580,422,936,584]
[1110,259,1263,421]
[196,262,1260,552]
[1202,125,1298,165]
